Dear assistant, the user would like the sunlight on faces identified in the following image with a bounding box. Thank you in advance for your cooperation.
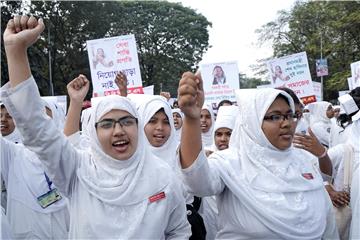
[261,96,296,150]
[172,112,183,130]
[144,109,171,147]
[0,106,15,136]
[214,127,232,150]
[200,109,212,133]
[96,109,138,160]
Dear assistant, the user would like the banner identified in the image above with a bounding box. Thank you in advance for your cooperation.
[143,85,154,95]
[316,58,328,77]
[201,61,240,109]
[312,81,322,102]
[267,52,316,104]
[350,61,360,89]
[87,35,143,97]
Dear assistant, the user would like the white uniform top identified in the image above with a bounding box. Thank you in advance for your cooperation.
[1,137,69,239]
[1,77,190,239]
[349,119,360,240]
[183,89,338,239]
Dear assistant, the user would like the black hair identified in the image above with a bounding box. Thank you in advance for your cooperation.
[338,86,360,127]
[337,113,352,130]
[217,99,233,108]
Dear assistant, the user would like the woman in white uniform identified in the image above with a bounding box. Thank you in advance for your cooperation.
[2,15,190,239]
[177,71,339,239]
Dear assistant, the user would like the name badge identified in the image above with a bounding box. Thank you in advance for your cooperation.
[37,188,62,208]
[149,192,166,203]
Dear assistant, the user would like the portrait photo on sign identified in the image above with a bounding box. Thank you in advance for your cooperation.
[212,65,226,85]
[91,46,114,69]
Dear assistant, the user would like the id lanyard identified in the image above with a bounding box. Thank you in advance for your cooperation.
[44,172,52,192]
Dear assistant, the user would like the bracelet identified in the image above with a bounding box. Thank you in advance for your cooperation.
[318,147,327,158]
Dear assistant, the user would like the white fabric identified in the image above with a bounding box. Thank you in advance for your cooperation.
[201,103,215,148]
[330,121,352,148]
[42,97,66,131]
[308,101,332,146]
[1,207,13,240]
[295,117,309,134]
[349,120,360,240]
[130,94,178,169]
[182,88,338,239]
[210,105,239,152]
[172,108,184,145]
[1,137,69,239]
[1,77,190,239]
[198,196,218,240]
[2,127,22,143]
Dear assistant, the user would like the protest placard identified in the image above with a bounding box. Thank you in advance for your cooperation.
[350,61,360,89]
[201,61,240,110]
[315,59,328,77]
[267,52,316,104]
[87,35,143,97]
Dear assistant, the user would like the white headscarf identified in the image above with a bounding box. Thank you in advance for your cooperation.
[1,102,23,143]
[212,88,326,238]
[308,101,332,125]
[172,108,184,145]
[42,98,66,131]
[77,95,169,205]
[308,101,332,146]
[129,94,178,169]
[201,103,215,148]
[210,105,238,151]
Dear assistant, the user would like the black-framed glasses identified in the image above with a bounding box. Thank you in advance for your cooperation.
[263,113,298,123]
[95,116,138,129]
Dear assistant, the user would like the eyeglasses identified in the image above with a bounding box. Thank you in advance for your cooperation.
[263,113,299,122]
[95,116,138,129]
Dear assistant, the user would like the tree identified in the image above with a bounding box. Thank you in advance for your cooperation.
[255,1,360,101]
[1,1,211,98]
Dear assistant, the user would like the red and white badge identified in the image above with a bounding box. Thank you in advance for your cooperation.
[149,192,166,203]
[302,173,314,180]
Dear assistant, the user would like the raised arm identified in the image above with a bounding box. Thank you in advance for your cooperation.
[2,16,80,197]
[4,15,44,87]
[114,71,128,97]
[177,71,204,168]
[63,74,90,136]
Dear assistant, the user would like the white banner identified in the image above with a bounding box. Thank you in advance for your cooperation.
[350,61,360,89]
[312,81,322,102]
[87,35,143,97]
[267,52,316,104]
[201,61,240,109]
[143,85,154,95]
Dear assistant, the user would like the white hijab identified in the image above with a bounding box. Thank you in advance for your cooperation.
[129,94,178,169]
[172,108,184,145]
[201,103,215,148]
[42,98,66,131]
[211,88,326,238]
[1,102,23,143]
[209,105,238,152]
[308,101,332,125]
[77,95,169,205]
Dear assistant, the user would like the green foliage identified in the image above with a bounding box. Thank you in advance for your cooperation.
[1,1,211,98]
[239,73,269,89]
[256,1,360,101]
